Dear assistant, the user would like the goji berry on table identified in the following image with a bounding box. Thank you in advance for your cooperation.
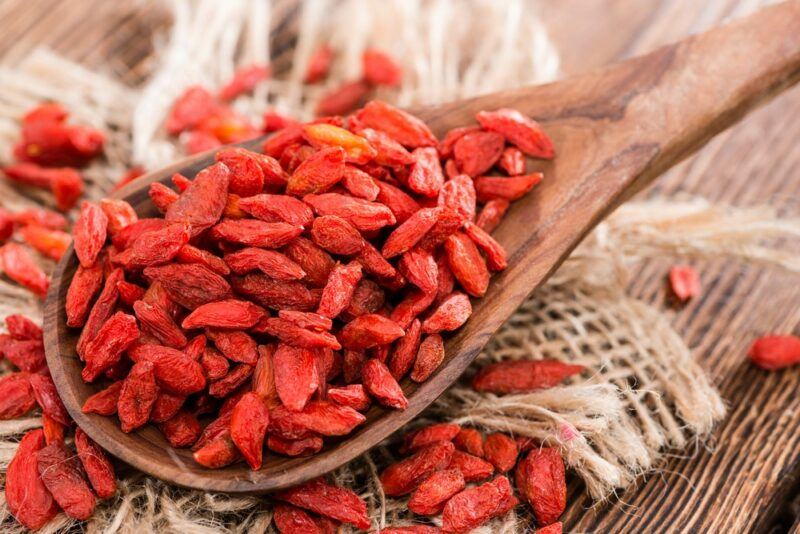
[401,423,461,453]
[516,447,566,526]
[37,441,97,520]
[363,48,403,87]
[669,265,701,302]
[6,429,59,530]
[408,468,466,515]
[19,224,71,260]
[380,441,455,496]
[0,242,50,297]
[472,359,584,394]
[42,413,65,444]
[218,63,270,101]
[304,44,334,84]
[448,449,495,482]
[75,427,117,499]
[453,427,485,458]
[0,372,36,419]
[483,433,519,473]
[748,335,800,370]
[275,478,371,530]
[441,475,515,533]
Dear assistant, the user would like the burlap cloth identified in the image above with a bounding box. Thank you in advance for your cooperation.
[0,1,796,532]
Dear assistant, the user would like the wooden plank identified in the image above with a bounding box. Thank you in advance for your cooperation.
[1,0,798,531]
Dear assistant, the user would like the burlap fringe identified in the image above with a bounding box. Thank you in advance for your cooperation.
[0,0,793,531]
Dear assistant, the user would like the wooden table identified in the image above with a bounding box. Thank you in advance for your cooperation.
[2,1,799,531]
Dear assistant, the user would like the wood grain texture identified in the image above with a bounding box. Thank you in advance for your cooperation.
[4,0,800,529]
[41,2,800,495]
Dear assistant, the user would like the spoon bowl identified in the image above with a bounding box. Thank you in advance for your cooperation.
[44,1,800,493]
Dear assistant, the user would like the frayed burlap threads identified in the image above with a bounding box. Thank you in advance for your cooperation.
[0,0,795,531]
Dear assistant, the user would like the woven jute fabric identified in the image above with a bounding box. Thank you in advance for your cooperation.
[0,1,794,532]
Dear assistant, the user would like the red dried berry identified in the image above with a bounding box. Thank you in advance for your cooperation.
[408,147,445,197]
[453,428,485,458]
[402,423,461,453]
[29,373,71,426]
[218,63,270,101]
[166,86,218,135]
[305,45,334,83]
[483,433,519,473]
[748,335,800,370]
[238,194,313,227]
[6,430,59,530]
[316,80,371,117]
[453,131,505,177]
[472,359,584,394]
[117,360,158,433]
[165,162,230,234]
[498,146,526,175]
[19,224,71,260]
[363,48,403,87]
[38,442,97,520]
[193,430,240,468]
[81,312,140,382]
[267,434,324,458]
[464,221,507,271]
[448,449,495,482]
[73,201,108,267]
[318,261,363,319]
[82,381,123,415]
[422,292,472,333]
[75,427,117,499]
[182,299,266,330]
[225,247,306,280]
[327,384,371,411]
[150,391,187,423]
[362,358,408,409]
[355,101,436,148]
[410,333,446,383]
[129,344,207,395]
[445,232,489,297]
[144,263,232,310]
[441,475,515,533]
[476,109,554,158]
[305,192,396,232]
[274,344,320,412]
[0,372,36,419]
[0,243,50,297]
[134,300,187,349]
[408,468,466,515]
[230,392,269,469]
[340,314,405,350]
[389,318,422,380]
[380,441,455,496]
[232,273,319,311]
[669,265,701,302]
[303,123,377,164]
[474,172,543,202]
[517,447,566,526]
[275,478,370,530]
[177,244,230,276]
[269,401,366,437]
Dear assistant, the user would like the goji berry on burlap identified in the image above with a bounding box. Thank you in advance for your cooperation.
[6,429,59,530]
[37,442,97,520]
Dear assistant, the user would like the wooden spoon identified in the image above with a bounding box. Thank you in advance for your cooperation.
[44,1,800,493]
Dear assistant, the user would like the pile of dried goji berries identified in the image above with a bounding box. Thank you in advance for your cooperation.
[67,100,554,476]
[0,314,117,529]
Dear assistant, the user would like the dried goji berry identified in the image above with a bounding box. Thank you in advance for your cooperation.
[76,267,124,357]
[402,423,461,453]
[748,335,800,370]
[483,433,518,473]
[382,207,440,259]
[516,447,566,526]
[379,527,441,534]
[274,344,320,412]
[198,346,230,381]
[463,221,507,271]
[311,215,365,257]
[129,344,207,395]
[208,363,254,398]
[275,478,370,530]
[363,48,403,87]
[238,194,313,227]
[422,292,472,334]
[64,262,103,329]
[453,131,505,177]
[29,373,71,426]
[453,427,484,458]
[117,360,158,432]
[100,198,138,236]
[408,468,466,515]
[3,338,46,372]
[317,261,363,319]
[0,372,36,419]
[305,45,334,84]
[355,101,436,148]
[229,392,269,469]
[268,434,324,457]
[380,441,455,496]
[389,319,422,380]
[6,314,42,340]
[193,430,240,468]
[6,429,59,530]
[19,224,71,260]
[441,475,514,533]
[215,147,266,196]
[669,265,701,302]
[144,263,232,310]
[476,198,510,232]
[305,192,396,232]
[410,333,446,383]
[182,299,266,330]
[445,232,489,297]
[112,218,165,250]
[82,381,123,415]
[41,416,64,445]
[340,166,379,201]
[362,358,407,409]
[159,409,201,448]
[150,390,187,423]
[134,300,187,348]
[81,312,140,382]
[165,162,230,235]
[0,243,49,297]
[340,313,405,350]
[448,449,495,482]
[212,219,302,249]
[273,502,324,533]
[166,86,218,135]
[218,63,270,101]
[407,147,444,197]
[303,123,377,165]
[476,109,554,159]
[327,384,371,411]
[269,401,365,437]
[474,172,542,202]
[3,163,85,211]
[74,428,117,501]
[498,146,525,175]
[256,317,340,349]
[472,359,584,394]
[73,201,108,268]
[38,441,97,519]
[399,247,439,294]
[232,273,319,311]
[124,221,189,270]
[438,126,482,159]
[316,80,370,117]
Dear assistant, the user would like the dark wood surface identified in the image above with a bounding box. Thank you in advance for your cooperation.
[5,0,800,530]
